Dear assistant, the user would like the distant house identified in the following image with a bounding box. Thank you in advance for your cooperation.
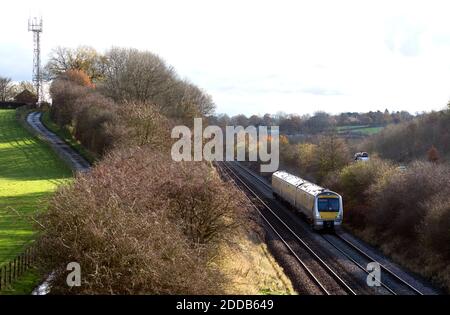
[14,89,37,105]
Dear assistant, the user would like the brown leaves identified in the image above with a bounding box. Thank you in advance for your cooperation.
[35,147,248,294]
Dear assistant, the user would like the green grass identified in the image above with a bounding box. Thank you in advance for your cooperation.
[356,126,384,135]
[0,109,72,268]
[337,124,370,131]
[41,111,97,164]
[337,125,384,135]
[0,268,42,295]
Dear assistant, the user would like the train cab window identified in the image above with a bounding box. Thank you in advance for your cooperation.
[318,198,340,212]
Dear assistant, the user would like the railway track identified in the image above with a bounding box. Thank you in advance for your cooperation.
[228,161,426,295]
[325,234,424,295]
[216,161,356,295]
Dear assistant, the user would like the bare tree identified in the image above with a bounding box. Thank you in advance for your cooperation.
[100,48,215,121]
[317,133,350,181]
[44,46,106,81]
[0,76,14,101]
[101,48,176,102]
[9,81,37,96]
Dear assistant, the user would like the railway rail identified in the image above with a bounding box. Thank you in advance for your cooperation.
[227,161,426,295]
[216,161,357,295]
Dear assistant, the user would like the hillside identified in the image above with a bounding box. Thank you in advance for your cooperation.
[362,109,450,163]
[0,109,72,293]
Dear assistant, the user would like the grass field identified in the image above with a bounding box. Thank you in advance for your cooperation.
[0,109,72,267]
[337,125,384,135]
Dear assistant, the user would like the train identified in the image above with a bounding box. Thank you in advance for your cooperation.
[271,171,343,230]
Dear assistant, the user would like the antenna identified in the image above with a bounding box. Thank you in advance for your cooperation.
[28,16,43,107]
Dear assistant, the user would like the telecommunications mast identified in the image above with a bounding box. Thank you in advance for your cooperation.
[28,16,43,106]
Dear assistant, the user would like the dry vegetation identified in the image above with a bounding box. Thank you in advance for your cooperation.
[34,47,293,294]
[217,225,295,295]
[362,109,450,163]
[277,107,450,292]
[35,147,248,294]
[325,160,450,292]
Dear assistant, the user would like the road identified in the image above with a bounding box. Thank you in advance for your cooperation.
[26,111,90,172]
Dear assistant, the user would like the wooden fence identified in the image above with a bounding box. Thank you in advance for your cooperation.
[0,246,36,291]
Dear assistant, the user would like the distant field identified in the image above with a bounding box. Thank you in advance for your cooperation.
[0,110,72,267]
[337,125,384,135]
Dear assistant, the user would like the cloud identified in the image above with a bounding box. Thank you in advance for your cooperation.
[2,0,450,116]
[214,85,343,96]
[384,18,423,57]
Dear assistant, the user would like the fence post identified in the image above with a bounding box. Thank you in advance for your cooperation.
[19,255,23,276]
[0,246,37,290]
[8,261,12,286]
[14,258,17,280]
[25,248,29,268]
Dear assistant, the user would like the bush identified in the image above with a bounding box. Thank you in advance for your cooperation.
[362,110,450,162]
[60,69,94,88]
[35,147,248,294]
[296,142,319,181]
[367,161,450,241]
[73,92,118,155]
[324,158,396,229]
[49,79,90,127]
[419,194,450,291]
[420,193,450,260]
[114,102,172,151]
[316,134,350,182]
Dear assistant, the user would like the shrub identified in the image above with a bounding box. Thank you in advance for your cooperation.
[367,161,450,241]
[324,158,396,229]
[35,147,248,294]
[316,134,350,183]
[114,102,172,151]
[419,193,450,260]
[60,69,94,88]
[296,142,319,181]
[362,110,450,163]
[49,79,90,127]
[73,92,118,155]
[418,194,450,291]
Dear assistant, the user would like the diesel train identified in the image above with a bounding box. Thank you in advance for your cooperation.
[272,171,343,230]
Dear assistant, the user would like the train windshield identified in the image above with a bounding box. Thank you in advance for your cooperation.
[318,198,340,212]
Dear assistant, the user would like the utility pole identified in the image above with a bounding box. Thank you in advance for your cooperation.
[28,16,43,107]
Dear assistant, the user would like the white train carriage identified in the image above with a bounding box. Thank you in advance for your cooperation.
[272,171,343,230]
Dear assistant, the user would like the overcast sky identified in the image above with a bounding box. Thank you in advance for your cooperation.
[1,0,450,116]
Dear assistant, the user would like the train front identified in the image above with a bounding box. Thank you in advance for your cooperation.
[314,192,343,230]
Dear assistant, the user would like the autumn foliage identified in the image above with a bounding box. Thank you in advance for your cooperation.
[325,160,450,292]
[62,69,94,87]
[40,47,251,294]
[35,147,250,294]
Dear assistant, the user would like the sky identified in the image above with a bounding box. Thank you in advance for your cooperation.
[1,0,450,116]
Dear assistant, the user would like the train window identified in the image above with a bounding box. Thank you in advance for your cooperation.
[318,198,340,211]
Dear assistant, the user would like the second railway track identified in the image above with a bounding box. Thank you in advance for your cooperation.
[216,161,356,295]
[226,161,427,295]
